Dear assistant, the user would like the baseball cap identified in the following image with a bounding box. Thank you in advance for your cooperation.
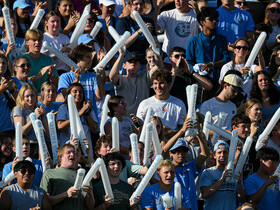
[13,0,31,10]
[213,141,229,152]
[223,73,244,92]
[170,138,188,152]
[78,34,94,45]
[124,52,140,63]
[99,0,115,6]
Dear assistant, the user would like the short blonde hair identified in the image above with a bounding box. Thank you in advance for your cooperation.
[57,144,75,167]
[157,159,175,172]
[25,29,44,41]
[16,83,38,108]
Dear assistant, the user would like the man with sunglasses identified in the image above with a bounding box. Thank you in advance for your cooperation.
[0,160,51,209]
[234,0,248,10]
[186,7,230,83]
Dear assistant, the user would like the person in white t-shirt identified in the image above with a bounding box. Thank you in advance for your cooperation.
[41,11,70,75]
[136,69,186,135]
[157,0,200,59]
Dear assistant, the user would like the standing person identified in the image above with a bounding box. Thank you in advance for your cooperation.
[41,11,70,75]
[23,29,58,93]
[92,152,139,210]
[156,0,200,60]
[40,144,95,209]
[0,160,51,210]
[200,141,246,210]
[141,160,191,210]
[244,147,280,210]
[216,0,255,45]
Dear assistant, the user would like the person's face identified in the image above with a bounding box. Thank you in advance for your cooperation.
[224,84,238,99]
[14,58,31,79]
[257,74,269,92]
[214,148,229,165]
[197,1,208,11]
[234,0,246,10]
[233,123,250,139]
[260,159,278,175]
[70,86,84,104]
[17,7,29,19]
[85,15,95,32]
[123,60,141,77]
[15,168,35,185]
[268,3,280,21]
[130,0,144,14]
[22,139,30,159]
[113,99,127,116]
[41,85,57,103]
[1,138,12,158]
[275,50,280,66]
[58,0,73,17]
[152,79,171,98]
[169,51,186,69]
[152,119,162,135]
[98,142,112,157]
[202,16,218,30]
[46,16,61,35]
[169,147,187,165]
[246,103,262,122]
[0,58,8,77]
[60,146,77,168]
[107,159,123,178]
[175,0,190,11]
[138,142,144,165]
[146,51,156,67]
[9,19,18,36]
[24,89,36,109]
[221,0,234,8]
[100,4,115,16]
[26,38,42,53]
[157,166,175,186]
[234,40,250,58]
[78,52,93,70]
[271,122,280,138]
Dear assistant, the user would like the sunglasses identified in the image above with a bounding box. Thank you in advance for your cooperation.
[236,1,247,6]
[269,7,280,14]
[17,63,31,68]
[235,46,250,51]
[87,18,95,23]
[173,54,186,59]
[20,168,35,175]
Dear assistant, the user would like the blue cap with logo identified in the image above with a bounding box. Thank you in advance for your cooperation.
[170,138,188,151]
[78,34,95,45]
[213,141,229,152]
[13,0,31,10]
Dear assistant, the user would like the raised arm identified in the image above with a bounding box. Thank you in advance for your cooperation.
[109,49,125,85]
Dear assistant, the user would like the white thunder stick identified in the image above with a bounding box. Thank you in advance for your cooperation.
[99,158,114,199]
[226,129,239,181]
[211,112,228,145]
[139,107,155,143]
[245,32,267,67]
[69,4,91,48]
[162,192,173,209]
[185,84,198,137]
[74,168,86,190]
[203,111,211,141]
[268,163,280,191]
[16,122,23,161]
[90,21,103,39]
[29,112,38,138]
[132,11,160,55]
[47,113,59,165]
[82,159,102,186]
[234,136,253,179]
[112,117,120,152]
[68,94,79,139]
[108,26,126,51]
[0,172,15,188]
[100,94,111,136]
[35,120,50,172]
[151,124,162,156]
[43,41,81,71]
[256,107,280,151]
[2,7,15,44]
[30,9,45,30]
[143,123,153,166]
[130,133,140,165]
[94,31,131,71]
[186,86,191,110]
[130,155,163,202]
[174,182,182,210]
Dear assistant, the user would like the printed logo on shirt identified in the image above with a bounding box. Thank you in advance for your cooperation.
[175,22,191,37]
[162,107,167,112]
[237,18,243,23]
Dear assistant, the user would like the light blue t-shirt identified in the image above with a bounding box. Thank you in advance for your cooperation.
[141,182,191,210]
[38,102,62,114]
[244,173,280,210]
[11,76,33,91]
[200,166,237,210]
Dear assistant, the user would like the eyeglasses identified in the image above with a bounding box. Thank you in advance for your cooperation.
[236,1,247,6]
[269,7,280,14]
[20,168,35,175]
[87,18,95,23]
[173,54,186,59]
[235,46,250,51]
[17,63,31,68]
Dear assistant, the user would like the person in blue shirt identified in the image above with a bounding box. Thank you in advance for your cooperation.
[186,7,230,83]
[141,159,191,210]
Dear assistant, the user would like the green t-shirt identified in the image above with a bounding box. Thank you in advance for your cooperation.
[93,180,134,210]
[40,167,86,210]
[23,53,58,93]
